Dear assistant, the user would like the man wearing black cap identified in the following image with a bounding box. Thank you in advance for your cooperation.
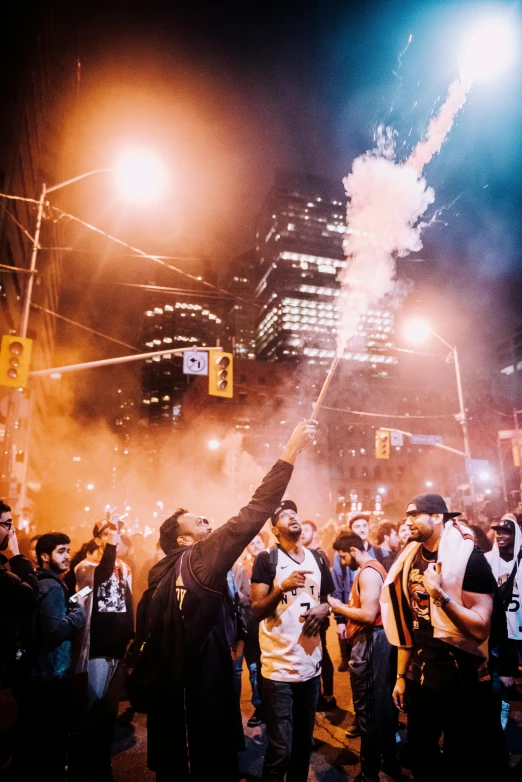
[251,498,334,782]
[380,493,507,782]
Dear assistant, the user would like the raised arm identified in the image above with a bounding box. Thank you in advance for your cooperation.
[191,420,317,591]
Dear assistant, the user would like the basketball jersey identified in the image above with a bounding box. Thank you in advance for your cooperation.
[259,546,323,682]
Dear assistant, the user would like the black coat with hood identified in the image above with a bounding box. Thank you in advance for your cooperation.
[141,457,294,776]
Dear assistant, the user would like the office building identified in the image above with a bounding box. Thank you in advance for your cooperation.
[255,171,396,373]
[0,3,77,513]
[139,299,225,426]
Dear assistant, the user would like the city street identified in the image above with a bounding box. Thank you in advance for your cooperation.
[112,626,522,781]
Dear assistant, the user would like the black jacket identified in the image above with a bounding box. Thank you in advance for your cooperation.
[144,458,294,775]
[0,553,38,689]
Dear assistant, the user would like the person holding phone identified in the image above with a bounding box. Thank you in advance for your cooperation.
[11,532,86,781]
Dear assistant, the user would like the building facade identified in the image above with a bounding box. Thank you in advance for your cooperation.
[0,2,77,516]
[254,171,396,373]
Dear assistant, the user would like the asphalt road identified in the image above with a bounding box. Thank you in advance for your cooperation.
[112,626,522,781]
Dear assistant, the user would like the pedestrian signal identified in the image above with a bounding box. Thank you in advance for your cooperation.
[208,350,233,398]
[0,335,33,388]
[375,429,390,460]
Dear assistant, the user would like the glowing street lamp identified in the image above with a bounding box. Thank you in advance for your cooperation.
[207,439,221,451]
[460,16,518,86]
[113,149,168,204]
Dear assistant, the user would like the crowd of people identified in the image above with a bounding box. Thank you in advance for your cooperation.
[1,418,521,781]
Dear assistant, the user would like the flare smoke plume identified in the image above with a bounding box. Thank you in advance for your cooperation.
[337,76,471,355]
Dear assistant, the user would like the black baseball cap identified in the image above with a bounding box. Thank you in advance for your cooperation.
[271,500,298,525]
[491,514,516,534]
[406,493,461,519]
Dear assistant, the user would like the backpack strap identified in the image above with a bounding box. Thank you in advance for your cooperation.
[267,544,279,584]
[266,544,324,586]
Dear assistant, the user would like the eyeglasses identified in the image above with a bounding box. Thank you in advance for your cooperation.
[0,520,13,528]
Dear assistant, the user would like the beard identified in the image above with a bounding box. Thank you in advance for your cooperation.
[409,528,431,543]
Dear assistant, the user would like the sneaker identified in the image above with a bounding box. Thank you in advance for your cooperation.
[247,710,263,728]
[345,722,361,738]
[316,695,337,712]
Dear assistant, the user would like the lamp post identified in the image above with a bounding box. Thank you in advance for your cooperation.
[404,320,476,510]
[11,154,167,519]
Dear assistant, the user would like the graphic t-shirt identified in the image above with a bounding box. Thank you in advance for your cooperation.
[89,544,134,660]
[496,557,522,640]
[252,546,334,682]
[407,545,495,690]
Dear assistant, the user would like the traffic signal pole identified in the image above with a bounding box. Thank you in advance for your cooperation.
[29,345,222,377]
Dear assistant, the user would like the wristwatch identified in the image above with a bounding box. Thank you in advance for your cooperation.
[433,593,451,608]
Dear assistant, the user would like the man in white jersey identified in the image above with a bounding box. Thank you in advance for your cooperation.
[486,513,522,727]
[251,500,334,782]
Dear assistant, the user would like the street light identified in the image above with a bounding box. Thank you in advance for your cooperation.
[21,155,167,338]
[113,149,168,204]
[404,318,475,507]
[207,439,220,451]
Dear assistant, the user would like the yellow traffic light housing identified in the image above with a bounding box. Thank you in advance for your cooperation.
[375,429,390,459]
[0,335,33,388]
[208,350,233,398]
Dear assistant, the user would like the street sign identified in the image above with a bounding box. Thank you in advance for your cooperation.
[410,435,443,445]
[390,431,403,447]
[498,429,521,440]
[465,459,490,476]
[183,351,208,376]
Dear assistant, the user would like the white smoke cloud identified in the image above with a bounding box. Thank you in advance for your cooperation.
[337,76,472,356]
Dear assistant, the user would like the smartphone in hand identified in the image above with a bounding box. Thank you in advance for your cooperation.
[70,585,93,603]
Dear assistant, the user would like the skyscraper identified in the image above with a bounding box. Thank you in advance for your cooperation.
[140,299,225,426]
[255,171,396,373]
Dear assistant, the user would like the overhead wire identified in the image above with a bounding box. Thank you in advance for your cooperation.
[31,303,140,352]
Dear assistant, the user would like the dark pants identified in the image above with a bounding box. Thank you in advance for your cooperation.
[69,661,126,781]
[320,622,334,697]
[349,628,397,779]
[11,677,72,781]
[262,675,320,782]
[406,678,509,782]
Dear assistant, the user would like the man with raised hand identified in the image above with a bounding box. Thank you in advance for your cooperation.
[142,419,317,782]
[251,500,334,782]
[380,493,507,782]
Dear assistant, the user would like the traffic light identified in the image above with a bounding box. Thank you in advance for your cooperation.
[375,429,390,459]
[0,335,33,388]
[208,350,233,398]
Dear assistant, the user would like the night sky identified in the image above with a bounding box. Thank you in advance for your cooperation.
[41,0,522,411]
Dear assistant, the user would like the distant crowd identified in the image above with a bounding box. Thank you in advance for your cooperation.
[1,418,521,781]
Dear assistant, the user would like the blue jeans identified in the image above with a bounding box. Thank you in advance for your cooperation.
[262,675,320,782]
[234,655,262,708]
